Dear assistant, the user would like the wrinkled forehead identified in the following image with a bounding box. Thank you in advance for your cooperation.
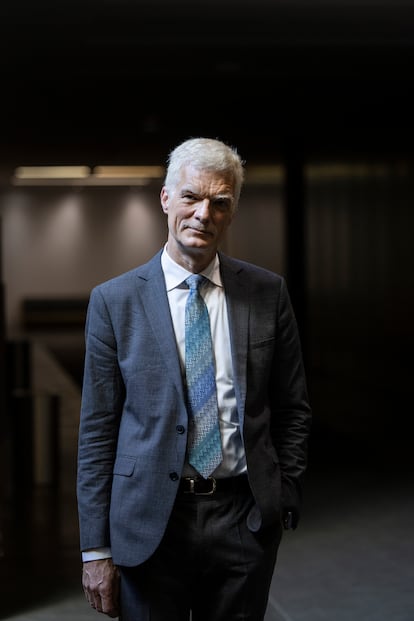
[178,164,236,194]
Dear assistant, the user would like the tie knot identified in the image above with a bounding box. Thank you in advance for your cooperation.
[186,274,206,291]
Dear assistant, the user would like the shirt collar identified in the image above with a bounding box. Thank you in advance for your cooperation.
[161,244,223,292]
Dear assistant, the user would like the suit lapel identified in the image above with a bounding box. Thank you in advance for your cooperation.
[134,252,185,402]
[219,254,249,423]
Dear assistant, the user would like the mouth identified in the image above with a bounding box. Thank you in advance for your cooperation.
[186,226,213,237]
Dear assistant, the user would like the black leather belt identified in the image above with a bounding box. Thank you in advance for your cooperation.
[178,474,249,496]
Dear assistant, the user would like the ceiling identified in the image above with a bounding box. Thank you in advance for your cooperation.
[1,0,414,166]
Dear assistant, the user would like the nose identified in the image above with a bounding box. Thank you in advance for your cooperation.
[195,198,211,222]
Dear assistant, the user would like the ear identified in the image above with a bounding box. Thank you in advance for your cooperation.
[160,187,169,213]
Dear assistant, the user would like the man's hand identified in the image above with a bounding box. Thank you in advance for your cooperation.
[82,558,120,617]
[282,507,299,530]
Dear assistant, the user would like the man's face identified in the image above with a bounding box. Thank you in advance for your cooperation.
[160,164,235,268]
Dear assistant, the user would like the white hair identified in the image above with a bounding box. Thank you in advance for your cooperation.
[164,137,245,207]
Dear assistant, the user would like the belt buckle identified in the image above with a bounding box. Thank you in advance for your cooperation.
[184,476,217,495]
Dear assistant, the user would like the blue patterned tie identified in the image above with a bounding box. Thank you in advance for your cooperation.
[185,274,223,478]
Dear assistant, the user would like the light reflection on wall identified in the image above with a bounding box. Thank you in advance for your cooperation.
[42,194,85,284]
[1,188,166,334]
[115,192,164,265]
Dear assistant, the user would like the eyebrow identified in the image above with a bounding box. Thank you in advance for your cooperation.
[180,187,233,201]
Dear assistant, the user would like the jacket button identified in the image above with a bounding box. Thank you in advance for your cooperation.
[176,425,185,434]
[169,472,179,481]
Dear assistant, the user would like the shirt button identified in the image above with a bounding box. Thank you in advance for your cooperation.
[169,472,179,481]
[176,425,185,434]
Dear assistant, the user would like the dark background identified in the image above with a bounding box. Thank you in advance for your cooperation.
[0,0,413,164]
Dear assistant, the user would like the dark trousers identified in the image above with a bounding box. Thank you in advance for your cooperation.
[119,479,282,621]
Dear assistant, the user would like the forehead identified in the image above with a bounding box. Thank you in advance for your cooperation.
[178,164,235,195]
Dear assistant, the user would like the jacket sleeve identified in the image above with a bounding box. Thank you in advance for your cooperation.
[76,286,125,551]
[271,277,312,513]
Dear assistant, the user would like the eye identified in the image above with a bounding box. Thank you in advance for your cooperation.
[212,198,232,212]
[181,191,197,203]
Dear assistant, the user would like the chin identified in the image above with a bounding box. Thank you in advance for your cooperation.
[184,235,212,248]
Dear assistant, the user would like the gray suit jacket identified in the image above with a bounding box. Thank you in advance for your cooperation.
[77,250,311,567]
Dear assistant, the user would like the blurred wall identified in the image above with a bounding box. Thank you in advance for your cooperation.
[306,161,414,462]
[0,180,285,335]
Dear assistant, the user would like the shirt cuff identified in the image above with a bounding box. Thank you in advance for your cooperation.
[82,547,112,562]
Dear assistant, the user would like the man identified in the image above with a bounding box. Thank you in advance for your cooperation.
[77,137,311,621]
